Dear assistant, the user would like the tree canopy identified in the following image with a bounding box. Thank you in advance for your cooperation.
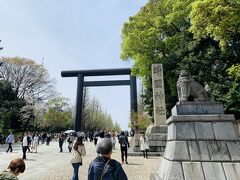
[0,80,24,134]
[121,0,240,118]
[0,57,56,101]
[0,57,57,132]
[190,0,240,49]
[82,88,121,132]
[44,96,73,131]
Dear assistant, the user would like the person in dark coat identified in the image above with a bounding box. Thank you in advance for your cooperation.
[58,132,65,152]
[118,131,130,164]
[88,138,128,180]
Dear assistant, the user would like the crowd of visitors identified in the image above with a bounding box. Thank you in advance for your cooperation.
[0,129,149,180]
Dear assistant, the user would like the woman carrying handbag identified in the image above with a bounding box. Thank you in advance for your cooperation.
[70,136,86,180]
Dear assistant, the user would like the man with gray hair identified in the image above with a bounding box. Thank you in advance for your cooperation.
[88,138,128,180]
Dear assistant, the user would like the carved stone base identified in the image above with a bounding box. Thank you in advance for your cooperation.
[128,125,168,156]
[172,102,224,115]
[146,125,168,154]
[151,104,240,180]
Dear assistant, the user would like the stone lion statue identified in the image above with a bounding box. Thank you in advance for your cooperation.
[177,70,211,102]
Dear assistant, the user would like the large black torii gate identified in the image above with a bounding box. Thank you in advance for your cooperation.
[61,68,138,131]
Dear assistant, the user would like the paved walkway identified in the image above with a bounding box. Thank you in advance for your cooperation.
[0,141,161,180]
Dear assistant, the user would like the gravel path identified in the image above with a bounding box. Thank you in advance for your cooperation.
[0,141,161,180]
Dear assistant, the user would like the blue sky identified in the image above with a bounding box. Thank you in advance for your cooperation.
[0,0,147,130]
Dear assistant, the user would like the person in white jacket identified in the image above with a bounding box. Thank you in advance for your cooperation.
[22,132,28,160]
[139,132,149,159]
[32,134,39,153]
[70,136,86,180]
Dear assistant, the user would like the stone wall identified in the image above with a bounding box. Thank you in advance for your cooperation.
[152,103,240,180]
[146,133,167,152]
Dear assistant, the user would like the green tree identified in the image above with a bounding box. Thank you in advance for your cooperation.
[113,121,121,132]
[190,0,240,117]
[0,57,56,100]
[121,0,196,118]
[20,104,34,132]
[32,101,49,130]
[44,96,73,131]
[82,87,91,130]
[129,85,152,131]
[213,64,240,116]
[190,0,240,49]
[81,95,121,131]
[121,0,240,118]
[0,80,24,131]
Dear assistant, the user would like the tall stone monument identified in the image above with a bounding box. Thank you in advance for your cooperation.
[151,70,240,180]
[145,64,168,154]
[128,64,167,156]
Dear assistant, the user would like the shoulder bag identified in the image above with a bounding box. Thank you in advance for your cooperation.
[100,159,111,180]
[76,149,83,166]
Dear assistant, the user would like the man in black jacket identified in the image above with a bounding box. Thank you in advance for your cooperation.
[88,138,128,180]
[118,131,130,164]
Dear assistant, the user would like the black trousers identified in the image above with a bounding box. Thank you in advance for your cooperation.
[120,146,128,162]
[143,149,148,158]
[27,143,31,152]
[94,139,98,146]
[59,141,63,152]
[6,143,12,152]
[22,146,28,159]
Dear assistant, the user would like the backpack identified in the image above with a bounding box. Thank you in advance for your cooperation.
[119,136,127,147]
[67,137,72,143]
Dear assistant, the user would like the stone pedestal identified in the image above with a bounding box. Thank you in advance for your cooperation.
[172,102,224,115]
[233,119,240,138]
[151,103,240,180]
[128,125,167,156]
[146,124,167,154]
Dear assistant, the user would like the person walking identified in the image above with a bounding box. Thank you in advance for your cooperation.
[93,131,99,146]
[5,132,15,153]
[67,133,75,153]
[70,136,86,180]
[88,138,128,180]
[140,132,149,158]
[32,134,39,153]
[46,133,51,145]
[0,158,25,180]
[0,133,3,145]
[59,132,65,152]
[111,131,116,150]
[118,131,130,164]
[21,132,28,160]
[27,132,32,153]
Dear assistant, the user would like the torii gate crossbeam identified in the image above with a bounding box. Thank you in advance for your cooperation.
[61,68,138,132]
